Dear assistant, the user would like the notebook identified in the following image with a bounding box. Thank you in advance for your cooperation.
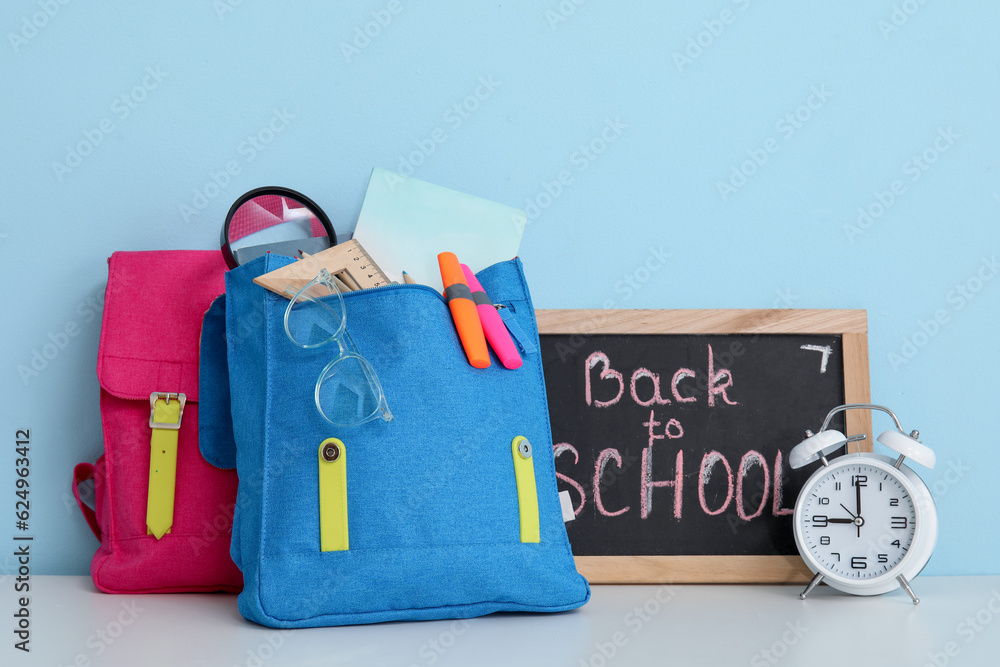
[352,168,527,293]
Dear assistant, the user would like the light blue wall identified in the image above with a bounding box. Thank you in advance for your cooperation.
[2,1,997,576]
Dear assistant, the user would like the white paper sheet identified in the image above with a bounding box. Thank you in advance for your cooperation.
[353,168,527,293]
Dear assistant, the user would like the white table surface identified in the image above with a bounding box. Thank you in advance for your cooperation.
[8,576,1000,666]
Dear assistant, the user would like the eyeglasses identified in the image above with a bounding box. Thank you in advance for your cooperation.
[284,269,393,427]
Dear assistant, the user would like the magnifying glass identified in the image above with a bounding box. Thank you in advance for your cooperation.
[221,186,336,269]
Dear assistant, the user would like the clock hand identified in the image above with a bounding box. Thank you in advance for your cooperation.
[855,482,864,538]
[839,503,862,537]
[827,518,854,524]
[856,479,862,519]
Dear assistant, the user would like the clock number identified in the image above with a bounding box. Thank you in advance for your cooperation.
[891,540,901,548]
[851,556,867,570]
[851,475,867,488]
[831,552,840,561]
[812,515,828,527]
[878,554,888,564]
[818,497,830,505]
[891,517,908,529]
[820,536,830,546]
[890,498,899,507]
[834,482,842,491]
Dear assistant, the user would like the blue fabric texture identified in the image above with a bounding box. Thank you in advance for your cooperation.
[198,295,237,470]
[202,255,590,628]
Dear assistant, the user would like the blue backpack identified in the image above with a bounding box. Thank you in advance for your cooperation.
[199,254,589,627]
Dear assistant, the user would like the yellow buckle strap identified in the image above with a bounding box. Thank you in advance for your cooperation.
[318,438,349,552]
[146,392,185,540]
[512,436,540,543]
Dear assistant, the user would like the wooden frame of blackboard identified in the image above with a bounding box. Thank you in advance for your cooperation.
[536,308,871,584]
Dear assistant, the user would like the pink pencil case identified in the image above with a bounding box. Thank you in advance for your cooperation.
[72,251,242,593]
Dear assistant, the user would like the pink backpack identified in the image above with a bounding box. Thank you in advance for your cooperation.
[72,251,242,593]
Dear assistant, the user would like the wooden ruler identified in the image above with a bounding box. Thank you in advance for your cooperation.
[253,239,392,297]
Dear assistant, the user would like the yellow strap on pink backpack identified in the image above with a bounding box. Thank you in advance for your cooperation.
[146,393,185,539]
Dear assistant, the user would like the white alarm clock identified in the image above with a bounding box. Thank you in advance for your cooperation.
[789,404,938,604]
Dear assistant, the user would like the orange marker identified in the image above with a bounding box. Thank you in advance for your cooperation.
[438,252,490,369]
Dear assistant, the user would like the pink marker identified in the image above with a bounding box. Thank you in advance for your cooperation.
[460,264,522,369]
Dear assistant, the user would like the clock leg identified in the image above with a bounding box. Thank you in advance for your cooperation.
[897,575,919,605]
[799,572,824,600]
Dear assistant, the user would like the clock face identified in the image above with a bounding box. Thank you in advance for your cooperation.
[798,461,917,580]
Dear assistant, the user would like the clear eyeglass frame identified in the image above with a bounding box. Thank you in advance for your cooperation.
[283,268,393,427]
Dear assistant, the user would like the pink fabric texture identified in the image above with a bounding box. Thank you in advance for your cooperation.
[77,250,242,593]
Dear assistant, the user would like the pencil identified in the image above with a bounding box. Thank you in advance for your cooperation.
[338,272,360,291]
[330,274,353,293]
[402,271,416,285]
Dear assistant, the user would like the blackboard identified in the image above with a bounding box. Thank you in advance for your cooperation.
[537,309,870,584]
